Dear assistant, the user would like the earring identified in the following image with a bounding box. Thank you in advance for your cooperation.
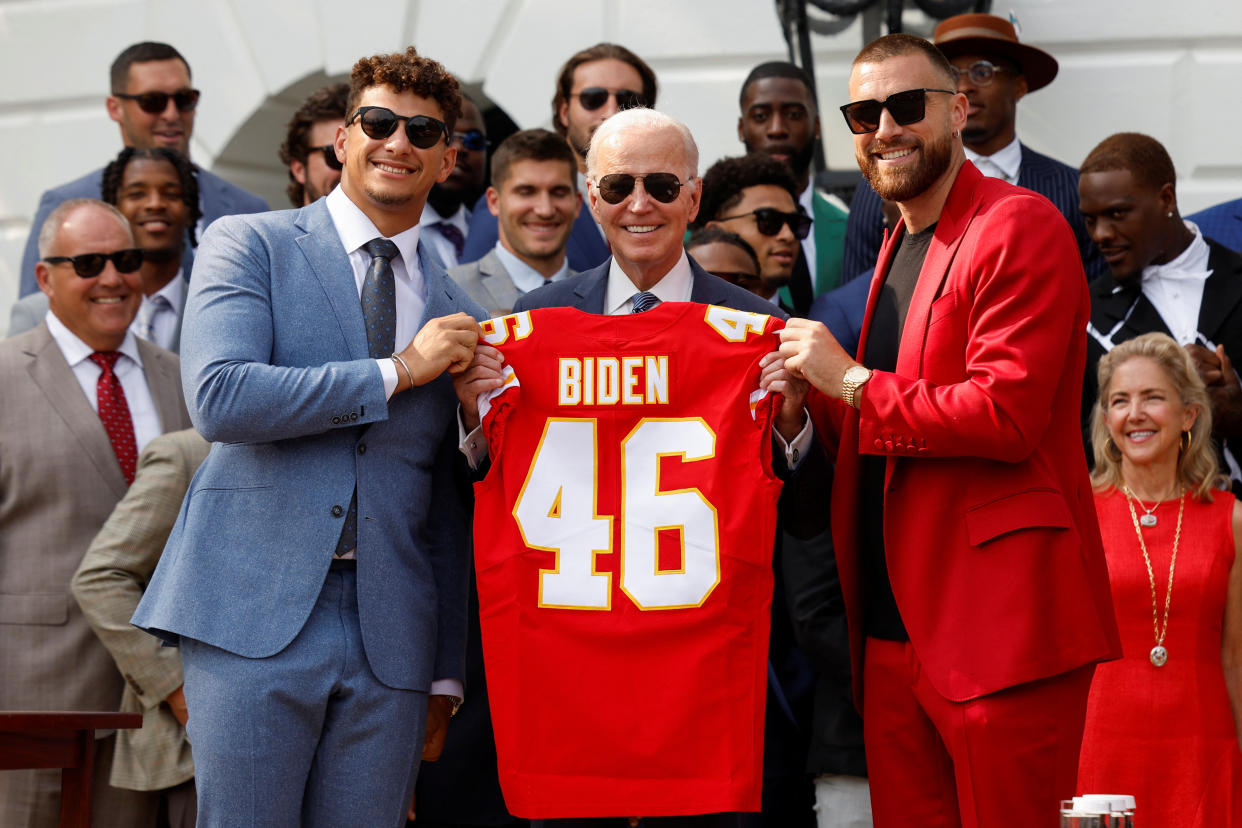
[1181,430,1192,452]
[1167,211,1174,219]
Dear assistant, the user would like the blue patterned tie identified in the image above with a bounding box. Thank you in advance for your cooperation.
[360,238,399,359]
[631,291,659,313]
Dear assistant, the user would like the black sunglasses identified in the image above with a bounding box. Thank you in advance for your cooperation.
[452,129,488,152]
[595,173,687,205]
[839,88,956,135]
[716,208,812,240]
[113,89,201,114]
[309,144,343,171]
[950,60,1011,87]
[573,87,647,112]
[44,249,144,278]
[348,106,449,149]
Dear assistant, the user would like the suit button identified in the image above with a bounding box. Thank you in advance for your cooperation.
[884,440,894,451]
[874,439,883,450]
[907,444,919,453]
[331,505,344,517]
[357,444,366,455]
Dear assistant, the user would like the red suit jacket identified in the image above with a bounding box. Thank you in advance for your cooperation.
[821,161,1121,704]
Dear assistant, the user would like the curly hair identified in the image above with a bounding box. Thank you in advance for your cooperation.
[1090,332,1226,501]
[347,47,461,133]
[1080,132,1177,196]
[279,83,349,207]
[693,154,799,230]
[100,147,202,248]
[552,43,658,138]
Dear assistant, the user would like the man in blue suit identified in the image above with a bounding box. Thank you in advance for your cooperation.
[458,43,658,273]
[1189,196,1242,252]
[17,41,267,298]
[133,47,485,827]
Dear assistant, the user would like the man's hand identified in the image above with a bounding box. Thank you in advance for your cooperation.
[1187,342,1242,437]
[759,350,808,441]
[165,685,188,727]
[422,694,455,762]
[395,313,480,393]
[453,344,505,432]
[778,318,855,399]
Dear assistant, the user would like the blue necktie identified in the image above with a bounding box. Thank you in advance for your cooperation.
[631,291,659,313]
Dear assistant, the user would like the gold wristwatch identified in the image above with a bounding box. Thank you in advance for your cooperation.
[841,364,872,409]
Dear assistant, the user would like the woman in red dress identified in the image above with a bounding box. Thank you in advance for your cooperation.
[1078,332,1242,824]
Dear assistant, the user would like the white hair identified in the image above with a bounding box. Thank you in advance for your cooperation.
[586,108,699,182]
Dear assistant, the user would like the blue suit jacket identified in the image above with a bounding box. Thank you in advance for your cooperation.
[19,165,269,297]
[133,199,484,691]
[1189,197,1242,253]
[460,193,610,274]
[842,144,1106,282]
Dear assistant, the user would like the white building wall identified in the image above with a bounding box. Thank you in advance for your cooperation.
[1,0,1240,322]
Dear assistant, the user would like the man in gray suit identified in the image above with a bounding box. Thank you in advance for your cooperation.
[133,47,484,827]
[10,147,199,352]
[17,41,267,298]
[0,198,192,827]
[448,129,580,316]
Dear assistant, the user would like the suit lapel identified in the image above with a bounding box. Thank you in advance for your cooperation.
[420,239,456,325]
[1198,242,1242,342]
[137,338,188,431]
[479,250,522,313]
[293,202,370,361]
[572,263,611,312]
[24,325,129,499]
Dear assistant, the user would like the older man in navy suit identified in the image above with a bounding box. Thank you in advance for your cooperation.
[17,41,267,297]
[133,47,484,827]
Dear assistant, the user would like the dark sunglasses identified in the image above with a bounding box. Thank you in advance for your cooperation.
[709,271,760,287]
[716,208,812,240]
[452,129,488,152]
[595,173,687,204]
[348,106,449,149]
[44,249,144,278]
[839,88,956,135]
[950,60,1010,87]
[113,89,201,114]
[573,87,646,112]
[309,144,343,171]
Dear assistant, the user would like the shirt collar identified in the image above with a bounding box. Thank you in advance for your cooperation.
[1142,221,1213,284]
[325,185,422,266]
[45,308,143,367]
[799,184,814,216]
[492,242,569,294]
[422,201,471,231]
[964,136,1022,183]
[604,251,693,314]
[150,268,185,308]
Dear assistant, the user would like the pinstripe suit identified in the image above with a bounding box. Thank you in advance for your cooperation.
[72,429,209,798]
[842,143,1106,282]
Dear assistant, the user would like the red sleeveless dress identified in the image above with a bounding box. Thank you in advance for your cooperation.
[1078,488,1242,825]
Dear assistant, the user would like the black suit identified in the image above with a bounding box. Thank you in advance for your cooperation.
[1084,239,1242,485]
[842,143,1106,282]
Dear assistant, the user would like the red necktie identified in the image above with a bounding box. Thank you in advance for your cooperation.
[89,351,137,485]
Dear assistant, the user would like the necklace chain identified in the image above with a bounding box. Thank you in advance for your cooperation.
[1122,486,1183,663]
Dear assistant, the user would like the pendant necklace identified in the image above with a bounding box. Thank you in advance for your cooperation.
[1124,485,1161,527]
[1122,486,1183,667]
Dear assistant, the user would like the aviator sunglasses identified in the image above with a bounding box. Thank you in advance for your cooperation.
[348,106,450,149]
[595,173,687,204]
[573,87,647,111]
[113,89,201,114]
[839,88,956,135]
[309,145,343,171]
[44,249,144,278]
[716,208,813,240]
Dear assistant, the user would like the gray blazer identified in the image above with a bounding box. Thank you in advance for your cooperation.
[72,428,209,792]
[448,248,576,317]
[0,323,190,714]
[133,199,485,692]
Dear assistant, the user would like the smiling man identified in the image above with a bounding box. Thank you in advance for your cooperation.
[777,34,1119,828]
[132,47,486,827]
[425,95,489,268]
[18,42,268,299]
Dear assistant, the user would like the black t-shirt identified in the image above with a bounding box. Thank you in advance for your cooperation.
[859,224,935,641]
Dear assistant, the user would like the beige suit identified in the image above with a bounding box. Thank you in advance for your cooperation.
[0,322,191,828]
[448,248,575,317]
[72,428,209,795]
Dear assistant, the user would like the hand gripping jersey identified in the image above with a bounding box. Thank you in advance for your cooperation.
[473,302,785,818]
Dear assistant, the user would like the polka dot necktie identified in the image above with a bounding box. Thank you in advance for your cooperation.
[89,351,137,485]
[360,238,399,359]
[631,291,660,313]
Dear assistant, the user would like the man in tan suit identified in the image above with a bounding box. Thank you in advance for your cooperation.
[72,428,209,828]
[0,198,192,828]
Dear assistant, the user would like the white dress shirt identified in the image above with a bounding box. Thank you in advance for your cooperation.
[964,135,1022,184]
[493,242,570,295]
[132,269,185,351]
[45,311,162,453]
[325,186,427,399]
[799,185,817,279]
[1142,221,1213,346]
[421,202,470,269]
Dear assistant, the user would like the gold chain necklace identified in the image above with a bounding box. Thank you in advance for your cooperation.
[1122,486,1184,667]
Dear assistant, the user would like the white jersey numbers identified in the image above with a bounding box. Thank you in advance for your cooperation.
[514,417,721,611]
[482,311,534,345]
[704,305,769,342]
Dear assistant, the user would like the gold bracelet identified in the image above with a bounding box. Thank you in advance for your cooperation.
[391,352,415,388]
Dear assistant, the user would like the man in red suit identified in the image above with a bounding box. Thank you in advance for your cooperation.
[778,34,1120,828]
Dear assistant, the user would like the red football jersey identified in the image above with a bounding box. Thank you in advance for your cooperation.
[473,302,785,818]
